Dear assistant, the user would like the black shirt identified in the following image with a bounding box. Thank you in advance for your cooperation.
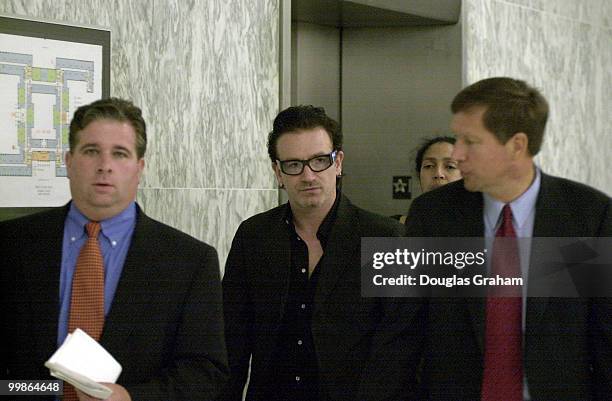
[268,195,340,401]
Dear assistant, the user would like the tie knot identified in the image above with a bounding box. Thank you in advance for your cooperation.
[85,222,101,239]
[496,204,516,238]
[502,204,513,224]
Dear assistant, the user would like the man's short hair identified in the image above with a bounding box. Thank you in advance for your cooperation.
[267,105,342,162]
[451,77,548,156]
[69,97,147,158]
[414,136,456,175]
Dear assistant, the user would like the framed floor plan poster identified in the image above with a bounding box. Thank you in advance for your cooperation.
[0,15,110,207]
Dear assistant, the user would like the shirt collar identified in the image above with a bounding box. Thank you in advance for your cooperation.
[316,192,341,243]
[483,166,541,230]
[283,191,341,245]
[66,202,137,244]
[66,203,90,242]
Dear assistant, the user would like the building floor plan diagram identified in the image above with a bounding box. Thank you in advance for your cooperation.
[1,31,103,206]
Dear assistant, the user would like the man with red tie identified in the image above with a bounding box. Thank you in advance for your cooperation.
[406,77,612,400]
[0,98,228,400]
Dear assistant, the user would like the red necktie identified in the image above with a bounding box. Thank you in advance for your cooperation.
[64,222,105,401]
[481,204,523,401]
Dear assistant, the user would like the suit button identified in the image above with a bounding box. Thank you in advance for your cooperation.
[295,376,301,382]
[297,339,303,345]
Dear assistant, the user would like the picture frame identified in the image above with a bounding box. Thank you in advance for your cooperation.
[0,14,110,219]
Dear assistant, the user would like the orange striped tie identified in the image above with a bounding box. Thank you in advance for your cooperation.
[64,221,105,401]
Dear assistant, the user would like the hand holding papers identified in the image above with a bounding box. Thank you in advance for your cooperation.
[45,329,122,399]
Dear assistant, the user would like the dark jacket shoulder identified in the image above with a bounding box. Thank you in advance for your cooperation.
[539,173,610,208]
[405,180,478,237]
[136,209,217,255]
[0,205,217,256]
[409,179,475,212]
[343,199,405,237]
[0,206,66,227]
[0,207,67,245]
[537,173,611,236]
[234,195,404,238]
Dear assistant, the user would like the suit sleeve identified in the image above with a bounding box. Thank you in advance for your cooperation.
[127,244,229,401]
[0,221,8,379]
[592,197,612,398]
[356,222,427,401]
[404,196,428,237]
[219,224,254,401]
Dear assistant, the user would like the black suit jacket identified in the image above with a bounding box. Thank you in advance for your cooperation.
[0,204,228,401]
[405,173,612,400]
[221,195,423,401]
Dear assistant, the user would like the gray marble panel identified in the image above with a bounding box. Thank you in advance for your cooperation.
[464,0,612,195]
[502,0,612,29]
[143,0,279,191]
[0,0,158,119]
[0,0,112,26]
[1,0,282,262]
[107,1,155,104]
[2,0,279,192]
[137,188,278,274]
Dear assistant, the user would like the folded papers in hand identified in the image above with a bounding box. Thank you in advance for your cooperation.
[45,328,122,399]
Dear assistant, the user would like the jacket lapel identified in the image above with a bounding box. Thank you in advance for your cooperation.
[30,207,67,363]
[264,210,293,323]
[313,196,360,309]
[101,206,156,352]
[455,191,487,353]
[526,173,567,333]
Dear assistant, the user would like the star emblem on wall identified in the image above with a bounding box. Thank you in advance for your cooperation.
[392,176,411,199]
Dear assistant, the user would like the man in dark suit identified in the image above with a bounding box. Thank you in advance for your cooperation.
[222,105,421,401]
[406,77,612,400]
[0,98,228,400]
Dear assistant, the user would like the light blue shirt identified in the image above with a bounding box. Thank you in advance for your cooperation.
[482,166,541,401]
[57,202,137,346]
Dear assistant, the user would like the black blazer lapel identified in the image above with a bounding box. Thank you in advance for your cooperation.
[101,207,157,353]
[314,196,360,309]
[532,173,574,238]
[20,207,68,366]
[456,191,487,354]
[263,211,293,324]
[526,173,570,333]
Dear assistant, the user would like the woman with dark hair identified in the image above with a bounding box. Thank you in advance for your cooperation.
[415,136,462,193]
[392,136,462,223]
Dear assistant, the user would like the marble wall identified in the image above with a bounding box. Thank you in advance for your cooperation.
[0,0,280,270]
[463,0,612,195]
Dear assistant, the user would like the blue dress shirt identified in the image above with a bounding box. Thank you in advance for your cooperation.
[482,166,541,401]
[57,202,137,346]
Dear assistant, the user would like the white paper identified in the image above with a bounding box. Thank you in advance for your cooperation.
[48,367,113,399]
[45,329,122,398]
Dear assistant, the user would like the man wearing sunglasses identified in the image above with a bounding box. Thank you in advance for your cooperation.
[221,105,421,401]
